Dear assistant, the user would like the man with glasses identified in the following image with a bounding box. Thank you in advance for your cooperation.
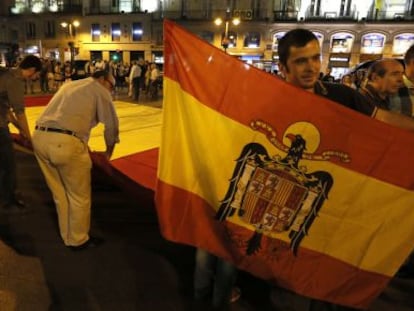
[0,54,42,214]
[32,70,119,250]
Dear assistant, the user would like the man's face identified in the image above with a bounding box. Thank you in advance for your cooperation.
[280,40,321,92]
[375,61,404,96]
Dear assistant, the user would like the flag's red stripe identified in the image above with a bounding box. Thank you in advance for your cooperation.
[155,180,390,309]
[163,20,414,190]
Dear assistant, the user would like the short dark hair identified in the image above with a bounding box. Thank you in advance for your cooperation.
[19,55,42,72]
[278,29,319,68]
[404,44,414,65]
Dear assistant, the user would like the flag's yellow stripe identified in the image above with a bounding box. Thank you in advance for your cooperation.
[159,79,414,276]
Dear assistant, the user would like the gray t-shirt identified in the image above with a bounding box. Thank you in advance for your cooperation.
[0,68,25,128]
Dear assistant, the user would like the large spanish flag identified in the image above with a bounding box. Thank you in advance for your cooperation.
[155,20,414,309]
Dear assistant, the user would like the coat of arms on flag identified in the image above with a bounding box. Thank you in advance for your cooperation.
[156,20,414,309]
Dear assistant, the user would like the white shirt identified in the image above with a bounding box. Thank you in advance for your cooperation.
[36,78,119,147]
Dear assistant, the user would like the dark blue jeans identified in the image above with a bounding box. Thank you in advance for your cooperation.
[194,248,237,308]
[0,127,17,205]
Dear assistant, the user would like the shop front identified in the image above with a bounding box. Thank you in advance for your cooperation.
[328,32,354,79]
[392,33,414,58]
[359,33,385,63]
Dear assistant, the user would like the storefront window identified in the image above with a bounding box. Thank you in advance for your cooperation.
[244,32,261,48]
[330,32,354,53]
[360,33,385,54]
[393,33,414,56]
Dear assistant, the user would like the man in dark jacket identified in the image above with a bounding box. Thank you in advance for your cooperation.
[358,58,405,110]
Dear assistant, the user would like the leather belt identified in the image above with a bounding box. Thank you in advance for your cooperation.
[35,125,77,137]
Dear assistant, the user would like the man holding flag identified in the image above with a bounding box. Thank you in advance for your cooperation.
[157,21,414,310]
[268,28,414,310]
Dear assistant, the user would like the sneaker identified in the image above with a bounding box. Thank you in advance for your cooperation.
[230,287,241,303]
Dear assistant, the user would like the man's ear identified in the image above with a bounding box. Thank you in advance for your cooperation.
[278,63,287,75]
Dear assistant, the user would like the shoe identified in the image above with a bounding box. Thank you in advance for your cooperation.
[229,287,241,303]
[69,236,104,251]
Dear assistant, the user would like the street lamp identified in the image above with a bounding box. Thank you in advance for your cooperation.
[61,20,80,67]
[214,12,240,53]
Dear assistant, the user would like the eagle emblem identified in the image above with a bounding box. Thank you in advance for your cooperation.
[216,120,350,256]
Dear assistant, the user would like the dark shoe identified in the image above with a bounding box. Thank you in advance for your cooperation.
[69,236,104,251]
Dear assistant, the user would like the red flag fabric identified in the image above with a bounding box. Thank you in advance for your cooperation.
[155,20,414,309]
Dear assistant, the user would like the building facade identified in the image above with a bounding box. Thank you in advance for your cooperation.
[1,0,414,77]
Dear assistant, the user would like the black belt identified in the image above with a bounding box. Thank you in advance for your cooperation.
[35,125,77,137]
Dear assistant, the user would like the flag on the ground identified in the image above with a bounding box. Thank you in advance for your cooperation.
[155,19,414,309]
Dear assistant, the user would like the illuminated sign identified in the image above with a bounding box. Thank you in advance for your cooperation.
[360,33,385,54]
[331,32,354,53]
[393,33,414,55]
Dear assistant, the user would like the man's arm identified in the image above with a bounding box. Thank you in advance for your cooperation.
[15,111,32,142]
[375,108,414,132]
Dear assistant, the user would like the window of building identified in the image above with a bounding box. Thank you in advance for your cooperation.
[44,20,55,38]
[90,51,103,62]
[221,31,237,48]
[132,22,143,41]
[244,32,261,48]
[26,22,36,39]
[119,0,132,13]
[272,32,286,51]
[91,23,101,42]
[130,51,144,61]
[111,23,121,41]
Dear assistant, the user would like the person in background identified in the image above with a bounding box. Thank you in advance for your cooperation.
[341,74,356,89]
[390,44,414,117]
[0,54,42,214]
[128,61,142,101]
[32,70,119,250]
[148,63,160,100]
[321,67,335,83]
[358,58,404,110]
[271,28,414,311]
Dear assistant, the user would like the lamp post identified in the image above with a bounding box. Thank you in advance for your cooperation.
[61,20,80,67]
[214,11,240,53]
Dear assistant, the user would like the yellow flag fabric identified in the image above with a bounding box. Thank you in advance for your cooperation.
[156,20,414,309]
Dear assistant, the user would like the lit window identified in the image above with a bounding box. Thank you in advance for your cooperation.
[111,23,121,41]
[132,22,143,41]
[244,32,261,48]
[91,23,100,42]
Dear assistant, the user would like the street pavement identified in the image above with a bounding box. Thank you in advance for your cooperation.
[0,90,413,311]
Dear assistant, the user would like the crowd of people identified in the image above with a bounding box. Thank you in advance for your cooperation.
[21,57,161,101]
[1,28,414,310]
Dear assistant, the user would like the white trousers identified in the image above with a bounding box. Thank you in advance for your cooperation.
[32,130,92,246]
